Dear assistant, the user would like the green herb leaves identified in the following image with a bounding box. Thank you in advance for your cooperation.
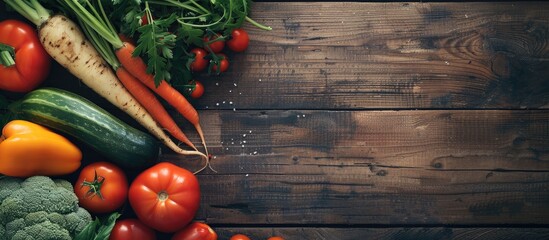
[133,10,177,85]
[113,0,257,86]
[74,212,120,240]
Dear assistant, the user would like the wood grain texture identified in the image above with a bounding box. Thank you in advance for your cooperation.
[213,227,549,240]
[162,109,549,225]
[3,2,547,110]
[2,1,549,238]
[191,2,549,110]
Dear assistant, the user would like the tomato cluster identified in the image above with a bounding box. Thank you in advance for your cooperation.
[74,161,207,239]
[187,28,250,99]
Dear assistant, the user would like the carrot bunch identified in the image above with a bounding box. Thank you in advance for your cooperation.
[56,0,211,172]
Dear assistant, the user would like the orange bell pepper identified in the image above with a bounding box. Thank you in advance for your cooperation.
[0,120,82,177]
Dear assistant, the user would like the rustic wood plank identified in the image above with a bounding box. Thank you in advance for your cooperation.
[2,0,549,233]
[212,227,549,240]
[190,2,549,110]
[2,2,547,110]
[162,109,549,225]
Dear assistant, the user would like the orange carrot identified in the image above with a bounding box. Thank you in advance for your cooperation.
[115,67,198,151]
[115,42,208,156]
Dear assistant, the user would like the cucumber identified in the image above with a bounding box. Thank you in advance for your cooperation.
[14,87,159,168]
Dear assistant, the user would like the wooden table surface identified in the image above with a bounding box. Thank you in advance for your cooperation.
[2,1,549,239]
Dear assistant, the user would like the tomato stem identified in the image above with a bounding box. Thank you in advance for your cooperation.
[0,44,16,67]
[157,191,169,201]
[245,16,272,31]
[81,169,105,200]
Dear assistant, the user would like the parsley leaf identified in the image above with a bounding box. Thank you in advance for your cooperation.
[133,13,177,85]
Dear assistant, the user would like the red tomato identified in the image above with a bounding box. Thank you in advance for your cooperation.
[230,234,251,240]
[203,33,225,53]
[210,54,229,73]
[129,162,200,233]
[141,13,150,25]
[190,80,204,99]
[109,218,157,240]
[190,48,208,72]
[0,19,51,92]
[267,237,285,240]
[171,222,217,240]
[74,162,128,214]
[226,29,249,52]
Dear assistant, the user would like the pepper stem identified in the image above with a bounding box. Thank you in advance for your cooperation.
[0,43,16,67]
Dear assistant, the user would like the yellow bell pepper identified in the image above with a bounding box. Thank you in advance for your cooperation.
[0,120,82,177]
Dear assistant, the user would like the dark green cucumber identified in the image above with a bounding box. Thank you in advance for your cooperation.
[15,87,159,168]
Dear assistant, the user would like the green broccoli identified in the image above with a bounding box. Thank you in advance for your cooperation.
[0,176,93,240]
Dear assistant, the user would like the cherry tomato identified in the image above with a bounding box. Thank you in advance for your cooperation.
[190,48,208,72]
[210,53,229,73]
[230,234,251,240]
[109,218,157,240]
[203,33,225,53]
[141,12,155,26]
[267,237,285,240]
[74,162,128,214]
[171,222,217,240]
[129,162,200,233]
[190,80,204,99]
[227,29,249,52]
[0,19,51,92]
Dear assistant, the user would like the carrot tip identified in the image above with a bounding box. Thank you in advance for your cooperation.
[194,124,209,156]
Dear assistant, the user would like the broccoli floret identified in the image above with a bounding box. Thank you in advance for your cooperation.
[0,176,22,202]
[12,221,71,240]
[65,207,93,234]
[0,176,93,239]
[0,224,5,240]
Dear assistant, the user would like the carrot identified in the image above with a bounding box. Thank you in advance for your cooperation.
[115,67,198,151]
[4,0,209,165]
[115,42,209,156]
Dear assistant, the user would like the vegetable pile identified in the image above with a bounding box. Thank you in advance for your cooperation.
[0,0,283,239]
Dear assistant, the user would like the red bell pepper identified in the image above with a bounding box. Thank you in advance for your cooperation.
[0,19,51,92]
